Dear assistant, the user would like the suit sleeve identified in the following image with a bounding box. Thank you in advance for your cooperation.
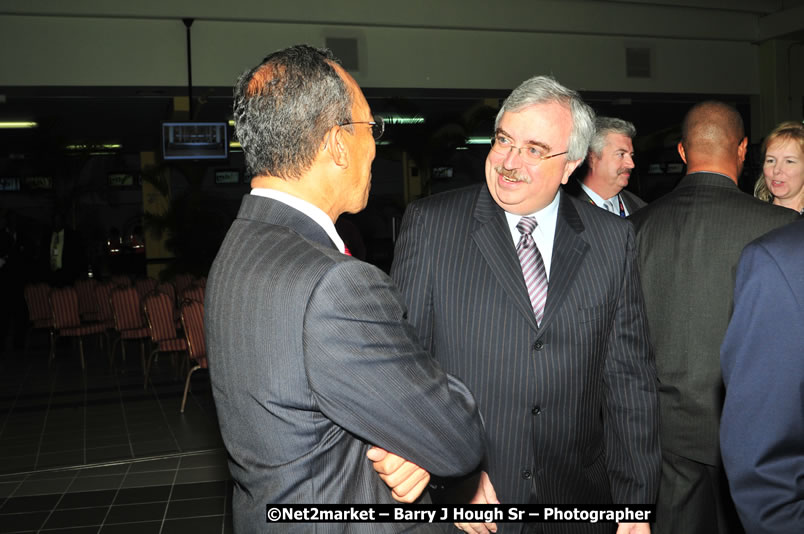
[303,256,485,478]
[389,202,434,351]
[720,243,804,534]
[603,225,661,503]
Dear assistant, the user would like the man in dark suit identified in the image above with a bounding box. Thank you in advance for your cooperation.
[392,76,660,534]
[629,101,799,534]
[206,45,485,533]
[720,218,803,534]
[564,117,646,216]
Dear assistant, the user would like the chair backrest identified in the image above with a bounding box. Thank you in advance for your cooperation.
[135,277,158,300]
[143,291,178,342]
[50,287,82,329]
[110,274,132,287]
[24,283,52,324]
[181,300,206,365]
[173,273,194,297]
[95,281,115,324]
[74,278,99,319]
[156,281,176,307]
[110,286,145,330]
[180,285,205,304]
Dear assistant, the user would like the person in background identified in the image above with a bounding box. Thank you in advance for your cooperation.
[753,121,804,215]
[564,116,646,216]
[629,101,799,534]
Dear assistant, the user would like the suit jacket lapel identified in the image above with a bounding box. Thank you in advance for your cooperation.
[471,186,540,332]
[539,192,589,333]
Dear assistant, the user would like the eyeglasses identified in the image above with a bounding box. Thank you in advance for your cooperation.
[490,133,567,165]
[339,115,384,141]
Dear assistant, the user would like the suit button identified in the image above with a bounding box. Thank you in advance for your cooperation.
[402,312,408,320]
[521,469,532,480]
[531,406,541,415]
[533,340,544,351]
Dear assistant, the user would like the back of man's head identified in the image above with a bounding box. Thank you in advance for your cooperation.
[678,101,747,179]
[681,101,744,159]
[233,45,353,181]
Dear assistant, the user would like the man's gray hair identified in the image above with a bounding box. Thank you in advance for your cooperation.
[494,75,595,162]
[589,117,636,157]
[233,44,353,180]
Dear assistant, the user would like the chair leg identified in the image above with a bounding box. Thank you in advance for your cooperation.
[144,349,157,389]
[78,338,86,369]
[49,331,56,364]
[180,364,201,413]
[139,340,145,376]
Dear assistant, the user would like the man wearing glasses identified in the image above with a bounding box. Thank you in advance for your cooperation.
[206,45,485,533]
[392,76,660,534]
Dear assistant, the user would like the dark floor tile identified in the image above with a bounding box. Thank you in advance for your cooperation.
[85,435,130,449]
[85,446,132,464]
[121,471,175,489]
[99,520,162,534]
[105,502,167,524]
[177,452,226,469]
[131,441,177,457]
[39,527,99,534]
[76,465,128,478]
[0,493,61,513]
[113,485,170,505]
[42,506,109,528]
[57,490,117,509]
[38,451,85,469]
[0,510,50,532]
[67,475,123,493]
[15,477,73,496]
[166,496,224,519]
[161,516,226,534]
[127,458,178,473]
[0,455,36,474]
[171,481,226,500]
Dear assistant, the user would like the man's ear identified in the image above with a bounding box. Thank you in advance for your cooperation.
[561,158,583,184]
[677,141,687,164]
[325,125,349,169]
[737,136,748,164]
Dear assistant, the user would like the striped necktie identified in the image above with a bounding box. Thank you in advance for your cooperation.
[515,217,548,326]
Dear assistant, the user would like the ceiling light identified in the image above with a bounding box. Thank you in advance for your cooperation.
[0,121,38,129]
[465,137,491,145]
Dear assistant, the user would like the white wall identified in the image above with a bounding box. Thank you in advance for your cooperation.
[0,0,779,95]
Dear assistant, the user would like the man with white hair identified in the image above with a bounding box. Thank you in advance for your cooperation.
[392,75,660,534]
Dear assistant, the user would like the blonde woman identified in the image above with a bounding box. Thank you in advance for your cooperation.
[754,121,804,214]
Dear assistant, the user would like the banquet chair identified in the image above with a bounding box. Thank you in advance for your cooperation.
[49,286,108,369]
[109,286,150,372]
[179,299,207,413]
[143,291,187,388]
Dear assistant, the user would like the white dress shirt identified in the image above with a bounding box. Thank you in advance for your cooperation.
[503,191,560,280]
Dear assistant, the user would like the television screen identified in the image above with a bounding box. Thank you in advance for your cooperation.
[162,122,228,160]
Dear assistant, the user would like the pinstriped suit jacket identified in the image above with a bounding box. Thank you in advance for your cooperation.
[629,172,799,466]
[205,194,485,533]
[391,185,660,532]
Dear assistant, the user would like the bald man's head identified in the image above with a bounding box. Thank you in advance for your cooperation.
[681,101,744,155]
[678,101,747,181]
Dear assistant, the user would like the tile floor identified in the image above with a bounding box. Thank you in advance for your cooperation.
[0,336,233,533]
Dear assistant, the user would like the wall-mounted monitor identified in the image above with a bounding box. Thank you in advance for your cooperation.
[162,122,228,160]
[215,169,241,185]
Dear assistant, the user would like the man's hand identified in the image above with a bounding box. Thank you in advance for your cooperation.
[455,471,499,533]
[616,522,650,534]
[366,447,430,503]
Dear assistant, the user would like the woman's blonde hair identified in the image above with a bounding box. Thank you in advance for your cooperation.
[754,121,804,202]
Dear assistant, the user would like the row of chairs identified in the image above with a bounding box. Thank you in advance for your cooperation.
[23,277,208,413]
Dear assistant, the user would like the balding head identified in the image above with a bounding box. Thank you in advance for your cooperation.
[678,101,747,182]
